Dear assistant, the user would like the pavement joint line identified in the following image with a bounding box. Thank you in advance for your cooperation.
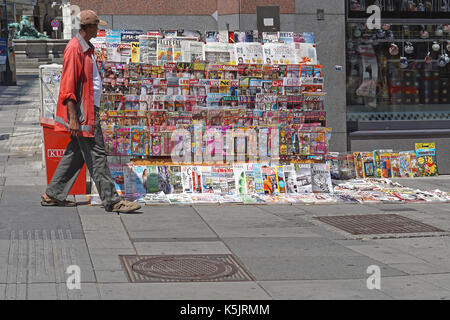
[75,205,103,300]
[190,205,274,299]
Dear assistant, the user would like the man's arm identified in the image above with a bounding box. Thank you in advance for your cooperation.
[67,100,80,136]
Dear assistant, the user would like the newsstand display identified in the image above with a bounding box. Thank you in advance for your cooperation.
[41,29,450,205]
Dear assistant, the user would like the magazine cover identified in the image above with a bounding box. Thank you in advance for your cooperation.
[146,165,159,194]
[326,152,340,180]
[294,163,312,193]
[415,142,438,176]
[390,152,401,178]
[108,164,125,193]
[361,152,375,178]
[106,29,121,62]
[91,30,107,61]
[398,151,412,178]
[244,163,256,195]
[379,152,392,178]
[253,163,265,194]
[133,165,148,195]
[275,166,287,194]
[181,166,194,193]
[219,194,243,204]
[233,163,247,195]
[167,193,194,205]
[408,151,421,177]
[169,166,183,194]
[124,164,137,195]
[130,127,145,156]
[373,149,392,178]
[262,32,279,43]
[192,166,203,193]
[143,192,171,205]
[157,38,174,65]
[115,127,131,155]
[158,166,173,194]
[311,163,333,194]
[201,166,214,193]
[262,165,277,195]
[352,152,364,178]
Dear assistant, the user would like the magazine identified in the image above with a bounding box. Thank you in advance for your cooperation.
[108,164,125,193]
[233,163,247,195]
[219,194,243,204]
[415,142,438,176]
[283,164,297,194]
[200,166,214,193]
[311,163,333,194]
[245,163,256,195]
[379,152,392,178]
[390,152,401,178]
[294,163,312,193]
[408,151,420,177]
[158,166,172,194]
[398,151,412,178]
[91,30,107,61]
[253,163,265,194]
[146,165,160,194]
[169,166,183,194]
[190,193,221,204]
[361,152,375,178]
[143,192,171,205]
[167,193,194,205]
[157,38,174,65]
[106,30,121,62]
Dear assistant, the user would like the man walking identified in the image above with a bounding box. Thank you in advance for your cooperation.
[41,10,141,213]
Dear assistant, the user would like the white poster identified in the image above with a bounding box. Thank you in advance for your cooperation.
[235,43,264,64]
[294,43,317,65]
[262,43,296,65]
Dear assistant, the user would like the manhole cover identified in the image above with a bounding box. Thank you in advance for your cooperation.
[314,214,445,235]
[120,254,253,283]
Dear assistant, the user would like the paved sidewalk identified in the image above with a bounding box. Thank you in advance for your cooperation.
[1,75,450,300]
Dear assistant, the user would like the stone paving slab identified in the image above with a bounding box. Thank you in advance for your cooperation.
[260,279,392,300]
[99,282,272,300]
[376,276,450,300]
[133,241,232,256]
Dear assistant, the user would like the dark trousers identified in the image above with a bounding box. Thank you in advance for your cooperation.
[46,108,121,211]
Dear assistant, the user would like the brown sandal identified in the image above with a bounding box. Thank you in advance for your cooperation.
[41,196,77,207]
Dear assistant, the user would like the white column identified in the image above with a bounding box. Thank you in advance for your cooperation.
[62,0,73,40]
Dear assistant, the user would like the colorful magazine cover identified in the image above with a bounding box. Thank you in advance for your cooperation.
[311,163,333,194]
[115,127,131,155]
[108,164,125,193]
[158,165,172,194]
[415,142,438,176]
[146,165,160,194]
[398,151,412,178]
[353,152,364,178]
[262,165,278,195]
[275,166,287,194]
[390,152,401,178]
[253,163,265,194]
[361,152,375,178]
[373,149,393,178]
[326,152,340,180]
[181,166,194,193]
[408,151,420,177]
[379,152,392,178]
[131,127,145,156]
[169,166,183,194]
[233,163,247,195]
[201,166,214,193]
[245,163,256,195]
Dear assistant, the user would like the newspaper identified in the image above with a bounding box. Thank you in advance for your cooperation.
[157,38,174,65]
[203,43,236,65]
[294,42,317,65]
[181,41,204,63]
[139,35,158,65]
[263,43,296,65]
[235,43,264,64]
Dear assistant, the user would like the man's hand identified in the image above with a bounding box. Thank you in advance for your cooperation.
[67,100,80,136]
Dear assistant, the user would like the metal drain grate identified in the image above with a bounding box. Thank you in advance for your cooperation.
[120,254,253,283]
[314,214,444,235]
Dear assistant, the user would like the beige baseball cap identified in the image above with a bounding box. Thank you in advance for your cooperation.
[79,10,107,26]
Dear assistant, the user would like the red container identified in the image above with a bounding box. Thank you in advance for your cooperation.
[40,117,87,195]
